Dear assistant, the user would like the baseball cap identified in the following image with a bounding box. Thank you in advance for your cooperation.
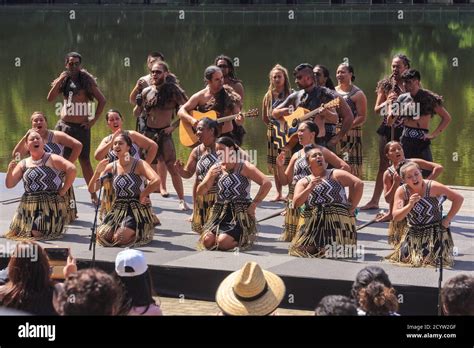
[115,249,148,277]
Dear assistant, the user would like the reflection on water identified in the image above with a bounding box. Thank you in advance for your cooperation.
[1,8,473,186]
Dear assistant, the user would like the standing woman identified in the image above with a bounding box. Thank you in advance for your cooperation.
[175,118,219,234]
[197,136,272,251]
[89,132,159,247]
[290,146,363,257]
[12,111,82,223]
[383,141,443,247]
[261,64,293,202]
[276,121,350,242]
[335,64,367,178]
[94,109,158,220]
[387,162,463,267]
[5,130,76,240]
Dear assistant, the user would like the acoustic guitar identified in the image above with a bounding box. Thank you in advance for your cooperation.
[284,98,340,141]
[179,109,259,147]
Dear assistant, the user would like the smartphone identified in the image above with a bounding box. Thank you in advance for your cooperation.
[44,248,70,280]
[44,248,70,261]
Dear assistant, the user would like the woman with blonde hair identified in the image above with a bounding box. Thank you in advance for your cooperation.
[388,162,463,267]
[262,64,292,202]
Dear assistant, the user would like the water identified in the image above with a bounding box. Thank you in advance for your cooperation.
[1,6,473,186]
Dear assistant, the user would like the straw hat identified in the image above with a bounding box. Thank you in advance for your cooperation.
[215,262,286,316]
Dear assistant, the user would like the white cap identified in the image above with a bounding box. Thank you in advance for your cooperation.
[115,249,148,277]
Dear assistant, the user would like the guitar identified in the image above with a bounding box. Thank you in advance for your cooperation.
[284,98,340,141]
[179,109,259,147]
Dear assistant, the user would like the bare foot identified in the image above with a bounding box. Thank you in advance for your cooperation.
[270,195,284,202]
[161,190,169,198]
[91,193,98,207]
[359,202,379,210]
[187,216,193,222]
[179,200,190,211]
[152,214,161,226]
[375,211,391,222]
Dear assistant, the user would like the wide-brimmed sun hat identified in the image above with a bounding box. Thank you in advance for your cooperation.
[215,262,286,316]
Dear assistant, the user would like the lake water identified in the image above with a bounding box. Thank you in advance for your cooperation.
[1,6,473,186]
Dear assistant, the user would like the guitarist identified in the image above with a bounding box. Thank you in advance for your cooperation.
[133,61,190,210]
[178,65,244,145]
[272,63,353,154]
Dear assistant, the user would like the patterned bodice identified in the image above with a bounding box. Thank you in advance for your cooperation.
[21,153,63,193]
[403,181,443,225]
[338,85,360,117]
[196,146,218,182]
[113,159,145,199]
[106,134,141,162]
[44,131,64,156]
[293,151,311,185]
[305,169,348,208]
[217,162,251,202]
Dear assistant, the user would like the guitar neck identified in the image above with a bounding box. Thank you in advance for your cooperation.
[217,113,241,123]
[297,106,324,122]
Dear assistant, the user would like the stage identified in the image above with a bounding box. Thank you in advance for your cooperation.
[1,174,472,315]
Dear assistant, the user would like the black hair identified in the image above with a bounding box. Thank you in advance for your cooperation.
[198,117,219,137]
[351,266,392,302]
[300,120,320,144]
[338,64,356,82]
[204,65,222,82]
[105,109,123,122]
[441,274,474,315]
[65,52,82,64]
[293,63,314,77]
[117,270,157,314]
[214,55,240,82]
[148,51,165,60]
[216,136,238,151]
[116,131,133,148]
[401,69,421,82]
[393,54,411,68]
[315,295,358,316]
[314,64,336,90]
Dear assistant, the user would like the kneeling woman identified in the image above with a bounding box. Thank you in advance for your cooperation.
[290,146,363,258]
[197,136,272,251]
[5,130,76,240]
[387,162,463,267]
[383,141,443,247]
[89,132,159,247]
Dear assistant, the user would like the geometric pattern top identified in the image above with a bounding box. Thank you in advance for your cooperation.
[403,180,443,225]
[113,158,145,199]
[196,145,218,182]
[44,130,64,156]
[305,169,348,208]
[292,151,311,185]
[217,162,251,202]
[21,153,63,193]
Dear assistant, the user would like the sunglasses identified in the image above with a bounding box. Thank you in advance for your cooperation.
[314,72,322,77]
[218,64,229,69]
[151,70,164,75]
[68,62,80,67]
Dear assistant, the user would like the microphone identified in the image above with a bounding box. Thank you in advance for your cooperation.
[99,172,113,183]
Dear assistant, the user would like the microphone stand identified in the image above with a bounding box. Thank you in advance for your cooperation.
[89,178,106,268]
[437,195,447,316]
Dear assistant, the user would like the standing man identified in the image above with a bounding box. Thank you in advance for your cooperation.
[178,65,244,142]
[272,63,353,154]
[397,69,451,173]
[360,54,410,212]
[47,52,106,204]
[133,61,190,210]
[214,55,245,146]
